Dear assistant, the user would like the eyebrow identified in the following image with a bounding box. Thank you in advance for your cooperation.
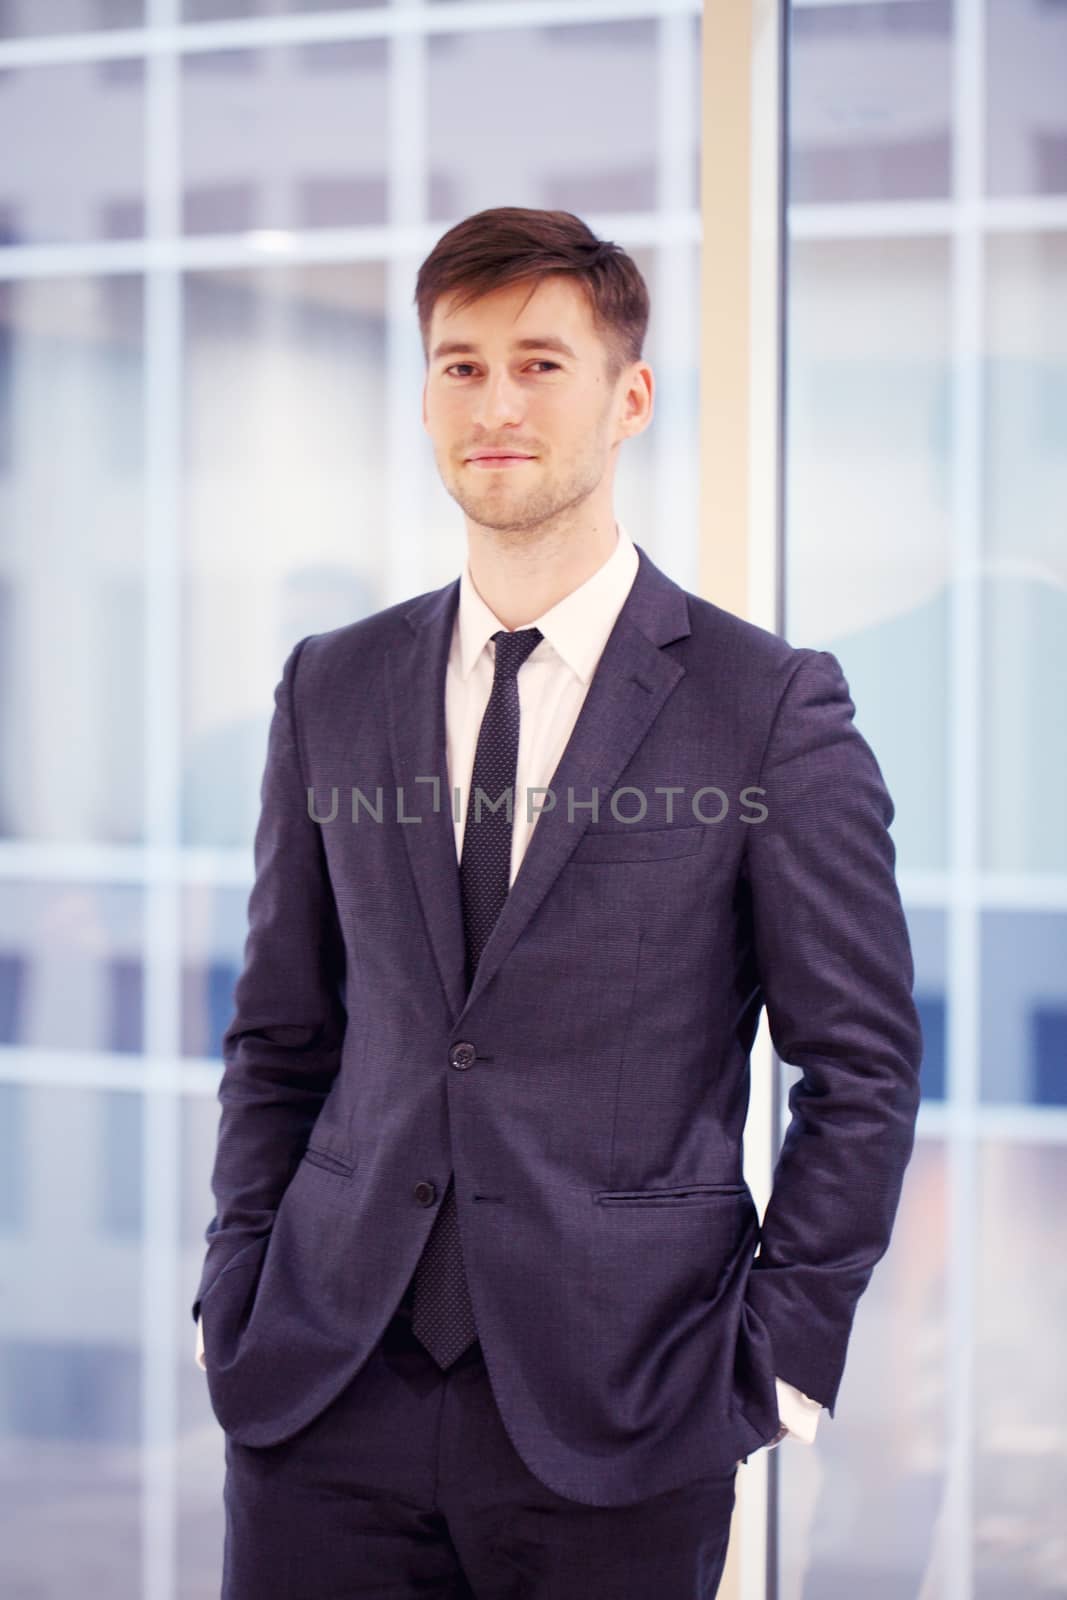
[430,336,578,364]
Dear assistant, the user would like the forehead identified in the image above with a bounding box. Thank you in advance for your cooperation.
[429,274,594,352]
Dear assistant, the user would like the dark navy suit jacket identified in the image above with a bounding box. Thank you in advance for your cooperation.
[193,541,922,1508]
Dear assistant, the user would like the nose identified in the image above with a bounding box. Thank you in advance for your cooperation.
[469,369,527,432]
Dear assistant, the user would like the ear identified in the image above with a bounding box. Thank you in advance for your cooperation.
[614,363,653,444]
[625,363,654,435]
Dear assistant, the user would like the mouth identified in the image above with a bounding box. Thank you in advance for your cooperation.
[466,454,536,468]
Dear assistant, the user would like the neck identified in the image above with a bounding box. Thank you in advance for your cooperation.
[465,516,619,631]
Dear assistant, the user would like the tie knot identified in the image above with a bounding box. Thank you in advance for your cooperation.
[491,627,543,678]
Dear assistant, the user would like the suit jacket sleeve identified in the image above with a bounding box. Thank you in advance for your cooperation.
[742,648,922,1416]
[191,634,348,1324]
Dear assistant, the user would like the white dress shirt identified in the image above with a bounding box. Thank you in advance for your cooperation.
[196,518,823,1450]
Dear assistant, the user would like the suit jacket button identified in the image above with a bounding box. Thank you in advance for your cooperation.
[450,1041,476,1069]
[414,1181,436,1205]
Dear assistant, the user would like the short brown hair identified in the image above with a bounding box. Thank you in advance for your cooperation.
[414,206,650,387]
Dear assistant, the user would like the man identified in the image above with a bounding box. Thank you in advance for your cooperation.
[194,207,922,1598]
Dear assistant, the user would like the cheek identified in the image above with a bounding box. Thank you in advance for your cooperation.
[543,398,591,445]
[426,389,462,423]
[428,408,464,450]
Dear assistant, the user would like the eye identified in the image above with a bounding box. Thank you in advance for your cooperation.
[444,361,560,377]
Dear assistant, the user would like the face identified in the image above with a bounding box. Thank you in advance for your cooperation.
[421,273,653,538]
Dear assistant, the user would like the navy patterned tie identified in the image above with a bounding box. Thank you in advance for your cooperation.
[409,625,544,1370]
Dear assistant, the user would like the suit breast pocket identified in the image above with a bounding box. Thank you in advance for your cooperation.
[303,1144,355,1175]
[569,823,706,865]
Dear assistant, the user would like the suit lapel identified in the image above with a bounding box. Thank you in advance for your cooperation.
[384,543,692,1029]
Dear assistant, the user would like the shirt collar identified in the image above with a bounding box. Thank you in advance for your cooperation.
[457,520,639,685]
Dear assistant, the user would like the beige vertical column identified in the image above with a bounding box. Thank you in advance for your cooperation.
[701,0,783,631]
[701,1,786,1596]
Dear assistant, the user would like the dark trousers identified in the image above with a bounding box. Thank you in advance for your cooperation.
[222,1289,738,1599]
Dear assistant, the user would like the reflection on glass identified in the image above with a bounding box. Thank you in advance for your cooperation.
[981,232,1067,873]
[789,0,952,205]
[908,908,947,1103]
[779,1139,948,1597]
[176,1093,226,1594]
[785,237,951,874]
[981,577,1067,875]
[0,1082,27,1226]
[180,264,385,849]
[0,274,145,845]
[0,881,144,1052]
[984,234,1067,588]
[0,1083,143,1594]
[974,1141,1067,1594]
[184,0,383,17]
[986,0,1067,197]
[180,41,388,235]
[426,22,660,220]
[0,60,145,248]
[980,912,1067,1107]
[0,1,142,39]
[181,882,250,1058]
